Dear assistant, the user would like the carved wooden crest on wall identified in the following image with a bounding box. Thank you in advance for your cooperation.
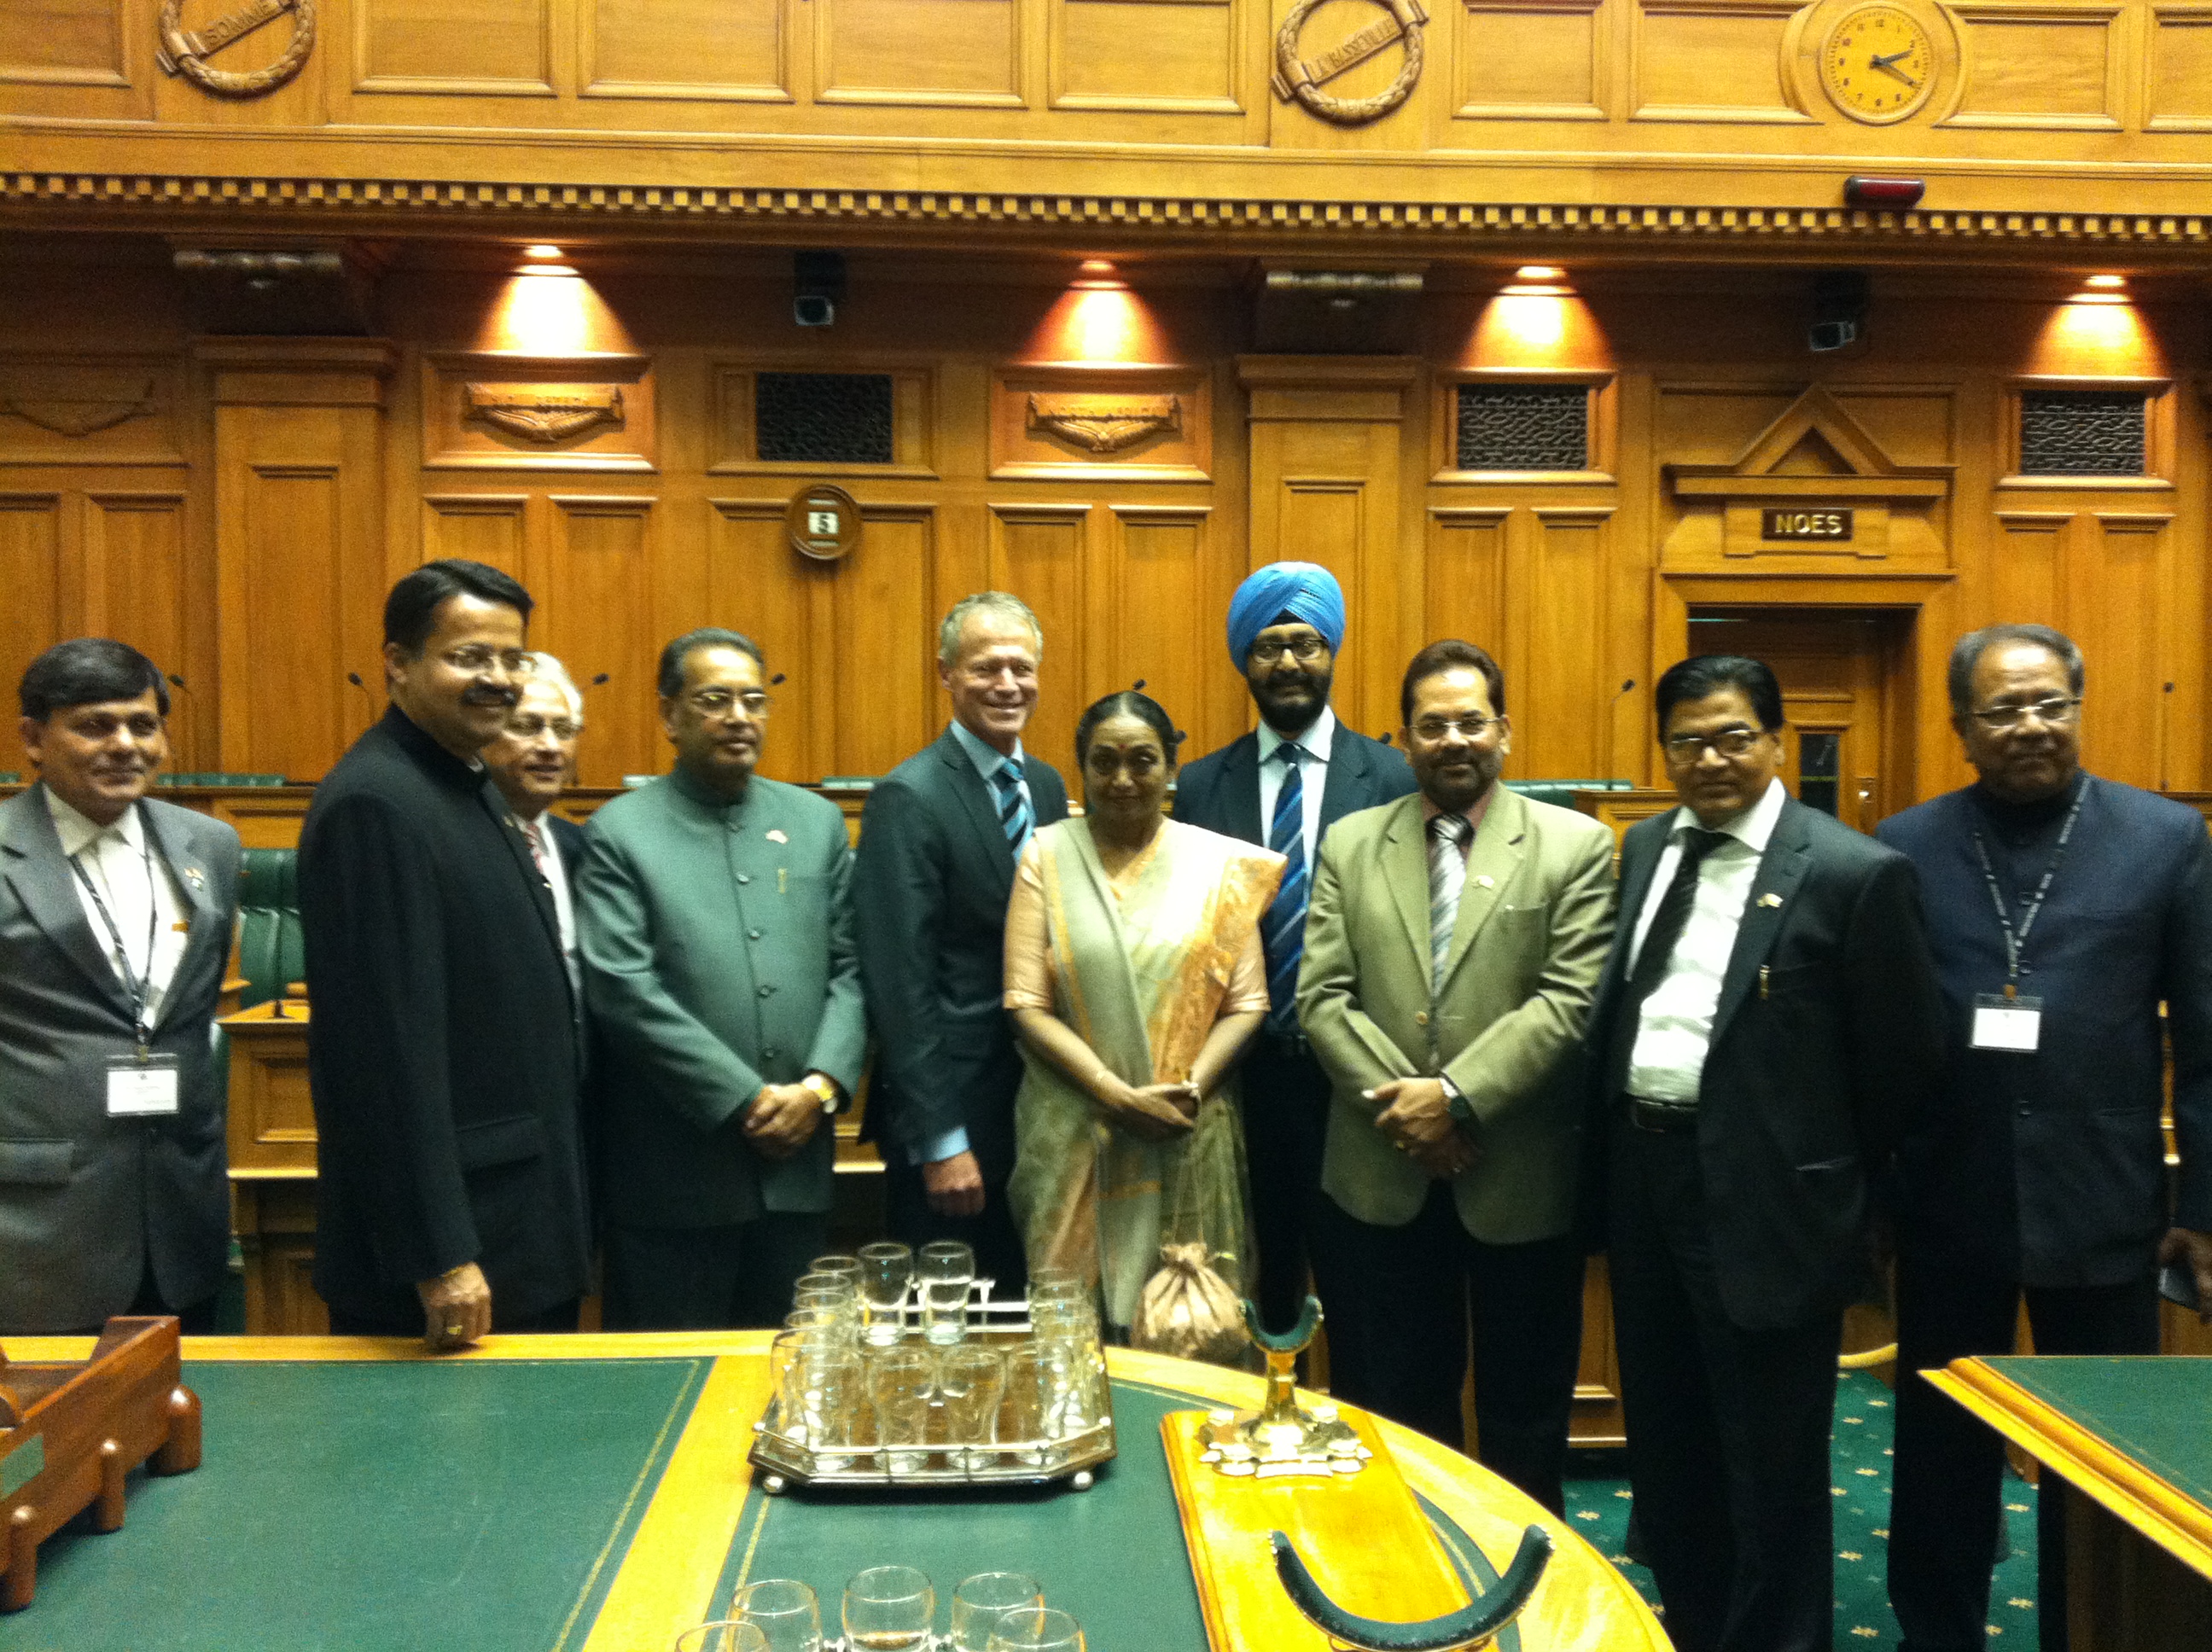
[464,384,626,445]
[1025,393,1181,455]
[1272,0,1428,125]
[157,0,316,97]
[0,379,156,438]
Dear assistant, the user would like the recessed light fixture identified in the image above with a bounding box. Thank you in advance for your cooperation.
[1515,265,1564,282]
[523,243,565,260]
[2084,273,2127,289]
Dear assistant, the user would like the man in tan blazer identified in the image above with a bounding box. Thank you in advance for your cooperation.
[1298,639,1615,1513]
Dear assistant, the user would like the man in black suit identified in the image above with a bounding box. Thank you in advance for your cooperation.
[1585,654,1944,1652]
[1879,624,2212,1652]
[1171,560,1413,1336]
[300,561,591,1349]
[855,593,1069,1292]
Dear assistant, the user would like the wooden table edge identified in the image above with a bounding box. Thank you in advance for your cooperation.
[1924,1358,2212,1584]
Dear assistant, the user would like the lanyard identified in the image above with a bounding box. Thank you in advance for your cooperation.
[70,825,161,1054]
[1968,782,2086,994]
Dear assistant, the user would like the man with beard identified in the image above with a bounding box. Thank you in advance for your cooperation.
[1880,624,2212,1652]
[1583,654,1943,1652]
[578,629,864,1328]
[1,639,241,1334]
[1297,640,1614,1512]
[300,560,591,1348]
[1171,561,1413,1336]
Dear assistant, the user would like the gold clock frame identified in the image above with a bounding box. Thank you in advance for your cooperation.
[1782,0,1964,129]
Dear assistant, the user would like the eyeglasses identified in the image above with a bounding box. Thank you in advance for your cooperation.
[443,647,534,676]
[1411,714,1501,742]
[1664,727,1767,762]
[1249,637,1329,665]
[685,689,773,719]
[507,713,582,741]
[1967,696,2081,730]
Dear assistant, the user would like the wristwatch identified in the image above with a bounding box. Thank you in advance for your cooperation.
[1441,1074,1476,1126]
[800,1072,843,1115]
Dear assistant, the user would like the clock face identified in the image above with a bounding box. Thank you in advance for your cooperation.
[1820,5,1936,125]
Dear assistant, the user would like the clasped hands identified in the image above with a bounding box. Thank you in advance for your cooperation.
[1092,1072,1202,1141]
[1365,1076,1479,1179]
[742,1078,827,1160]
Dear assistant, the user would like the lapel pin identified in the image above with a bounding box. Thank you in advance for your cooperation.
[184,865,205,890]
[766,828,789,845]
[1475,875,1495,889]
[1759,892,1784,908]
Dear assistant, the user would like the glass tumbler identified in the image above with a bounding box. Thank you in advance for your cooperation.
[950,1573,1043,1652]
[732,1578,822,1652]
[934,1345,1004,1470]
[918,1239,975,1345]
[842,1565,936,1651]
[869,1345,936,1475]
[673,1621,769,1652]
[986,1606,1085,1652]
[857,1241,914,1347]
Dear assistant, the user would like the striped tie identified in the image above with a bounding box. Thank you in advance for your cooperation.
[1429,812,1473,989]
[1261,743,1309,1030]
[993,759,1032,856]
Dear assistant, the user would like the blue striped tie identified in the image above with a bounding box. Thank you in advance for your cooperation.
[993,759,1032,855]
[1262,743,1309,1031]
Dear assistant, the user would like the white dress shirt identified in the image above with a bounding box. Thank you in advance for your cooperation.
[1256,703,1336,853]
[519,812,580,1001]
[1622,777,1787,1104]
[46,789,189,1028]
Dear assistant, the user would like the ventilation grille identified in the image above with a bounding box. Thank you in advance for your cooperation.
[2018,390,2145,477]
[1455,383,1590,471]
[755,372,894,465]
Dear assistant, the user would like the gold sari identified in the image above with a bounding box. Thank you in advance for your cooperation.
[1004,817,1284,1329]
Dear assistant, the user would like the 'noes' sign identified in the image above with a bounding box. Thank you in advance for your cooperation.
[1761,508,1854,541]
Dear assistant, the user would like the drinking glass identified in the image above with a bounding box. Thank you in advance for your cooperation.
[672,1621,769,1652]
[934,1345,1004,1470]
[791,1288,860,1341]
[918,1239,976,1345]
[732,1578,823,1652]
[858,1242,914,1347]
[950,1573,1043,1652]
[1001,1346,1068,1464]
[985,1606,1085,1652]
[808,1254,864,1286]
[870,1346,935,1475]
[842,1565,936,1651]
[784,1345,869,1469]
[794,1270,858,1305]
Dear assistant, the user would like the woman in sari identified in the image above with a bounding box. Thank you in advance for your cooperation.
[1003,690,1284,1335]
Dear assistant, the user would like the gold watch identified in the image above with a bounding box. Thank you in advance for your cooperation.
[800,1073,842,1115]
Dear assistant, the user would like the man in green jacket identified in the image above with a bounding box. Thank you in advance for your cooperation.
[577,627,866,1329]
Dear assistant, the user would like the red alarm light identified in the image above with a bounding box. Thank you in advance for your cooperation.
[1843,176,1926,209]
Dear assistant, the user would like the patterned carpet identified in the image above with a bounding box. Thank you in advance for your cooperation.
[1563,1370,2046,1647]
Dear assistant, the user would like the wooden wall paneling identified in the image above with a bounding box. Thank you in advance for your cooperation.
[1048,0,1242,113]
[2145,3,2212,131]
[1990,508,2071,626]
[1630,0,1814,124]
[1520,506,1615,778]
[1940,2,2125,131]
[1447,0,1610,125]
[1423,505,1511,655]
[990,364,1210,483]
[580,0,794,101]
[541,493,658,785]
[422,352,657,474]
[0,0,146,120]
[1238,357,1418,739]
[816,0,1025,106]
[1109,503,1212,743]
[422,491,530,577]
[706,497,820,782]
[355,0,558,94]
[2078,511,2173,788]
[835,502,940,780]
[82,491,187,695]
[988,501,1091,782]
[0,354,181,468]
[203,340,398,782]
[149,0,324,125]
[0,492,63,774]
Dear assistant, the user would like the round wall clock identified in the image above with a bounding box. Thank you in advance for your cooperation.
[1819,4,1936,125]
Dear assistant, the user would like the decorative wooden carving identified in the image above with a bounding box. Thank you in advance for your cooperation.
[156,0,317,97]
[0,381,155,438]
[1272,0,1428,125]
[465,384,626,445]
[1025,393,1181,455]
[786,483,862,562]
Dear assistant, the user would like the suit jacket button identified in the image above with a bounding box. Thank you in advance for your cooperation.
[1414,1009,1429,1026]
[737,873,751,885]
[748,928,762,940]
[765,1047,780,1060]
[759,984,775,998]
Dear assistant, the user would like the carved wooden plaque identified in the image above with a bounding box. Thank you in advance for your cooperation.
[422,353,655,472]
[786,483,862,563]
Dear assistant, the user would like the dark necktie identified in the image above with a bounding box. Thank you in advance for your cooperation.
[992,759,1032,856]
[520,817,550,883]
[1261,742,1309,1031]
[1604,827,1732,1096]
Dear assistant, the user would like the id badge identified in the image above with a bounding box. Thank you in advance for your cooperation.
[107,1053,182,1116]
[1970,993,2042,1053]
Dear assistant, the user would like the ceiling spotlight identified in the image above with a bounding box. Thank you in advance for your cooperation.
[2084,273,2127,289]
[1515,265,1564,282]
[523,243,565,259]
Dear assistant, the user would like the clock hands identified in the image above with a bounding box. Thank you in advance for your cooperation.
[1867,48,1920,88]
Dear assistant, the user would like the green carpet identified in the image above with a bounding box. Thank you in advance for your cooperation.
[1562,1370,2046,1647]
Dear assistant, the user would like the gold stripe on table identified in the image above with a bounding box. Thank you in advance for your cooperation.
[1924,1358,2212,1585]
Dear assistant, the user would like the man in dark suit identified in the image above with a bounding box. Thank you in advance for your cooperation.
[1172,560,1413,1335]
[300,560,591,1350]
[1,640,241,1334]
[1585,654,1945,1652]
[1879,623,2212,1652]
[855,593,1069,1292]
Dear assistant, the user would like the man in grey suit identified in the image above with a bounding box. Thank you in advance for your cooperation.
[578,628,866,1329]
[1,639,241,1334]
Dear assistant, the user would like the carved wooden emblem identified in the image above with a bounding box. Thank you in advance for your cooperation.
[464,384,625,445]
[1272,0,1427,125]
[1026,393,1182,455]
[157,0,315,96]
[787,484,862,563]
[0,379,155,437]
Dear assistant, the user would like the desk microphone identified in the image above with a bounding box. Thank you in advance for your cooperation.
[346,671,379,718]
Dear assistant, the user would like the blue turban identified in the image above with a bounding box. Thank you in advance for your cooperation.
[1226,562,1347,667]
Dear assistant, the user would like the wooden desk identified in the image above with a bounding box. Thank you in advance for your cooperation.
[1924,1356,2212,1652]
[218,999,323,1334]
[0,1335,1668,1652]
